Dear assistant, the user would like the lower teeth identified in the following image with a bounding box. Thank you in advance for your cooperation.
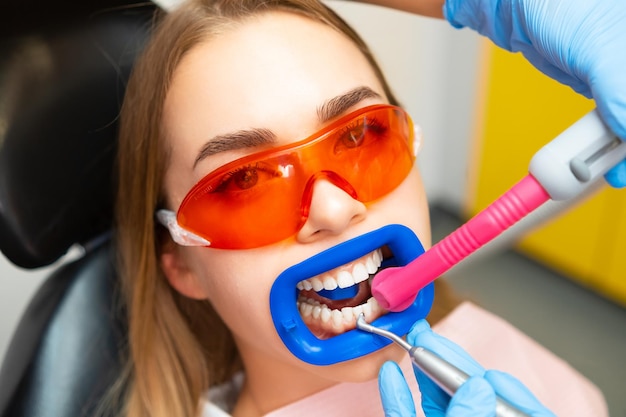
[297,296,382,325]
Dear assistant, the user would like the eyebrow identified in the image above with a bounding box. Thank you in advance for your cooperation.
[193,128,275,168]
[316,86,382,123]
[193,86,382,167]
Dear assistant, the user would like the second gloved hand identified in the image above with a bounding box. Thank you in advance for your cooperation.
[443,0,626,187]
[378,320,556,416]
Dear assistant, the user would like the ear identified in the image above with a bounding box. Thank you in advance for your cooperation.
[159,242,208,300]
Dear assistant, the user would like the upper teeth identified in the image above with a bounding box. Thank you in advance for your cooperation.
[296,249,382,292]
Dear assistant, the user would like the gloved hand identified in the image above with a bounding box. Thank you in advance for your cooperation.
[443,0,626,187]
[377,319,556,416]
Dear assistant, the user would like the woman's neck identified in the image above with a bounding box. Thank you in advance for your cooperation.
[232,338,338,416]
[231,384,262,417]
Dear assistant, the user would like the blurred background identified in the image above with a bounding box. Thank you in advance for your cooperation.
[1,1,624,414]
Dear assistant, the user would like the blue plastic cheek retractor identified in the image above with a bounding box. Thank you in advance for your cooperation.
[269,224,435,365]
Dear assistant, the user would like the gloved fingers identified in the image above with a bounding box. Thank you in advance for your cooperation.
[415,366,450,415]
[580,0,626,143]
[592,81,626,143]
[407,320,485,377]
[515,47,591,98]
[407,320,485,414]
[445,0,626,169]
[446,376,496,417]
[593,57,626,186]
[604,160,626,188]
[378,361,418,417]
[484,370,557,417]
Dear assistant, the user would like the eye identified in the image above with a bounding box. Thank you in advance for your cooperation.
[215,164,278,192]
[340,124,366,148]
[335,117,387,153]
[234,167,258,189]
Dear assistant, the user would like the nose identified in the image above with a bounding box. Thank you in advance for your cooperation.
[296,173,367,243]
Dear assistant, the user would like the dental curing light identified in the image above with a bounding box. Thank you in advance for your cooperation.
[270,224,434,365]
[372,109,626,312]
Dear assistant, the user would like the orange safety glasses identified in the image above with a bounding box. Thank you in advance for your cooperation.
[157,104,421,249]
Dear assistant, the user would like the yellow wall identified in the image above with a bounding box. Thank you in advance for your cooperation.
[468,39,626,306]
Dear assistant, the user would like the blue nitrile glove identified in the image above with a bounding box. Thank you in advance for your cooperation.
[377,319,556,416]
[443,0,626,187]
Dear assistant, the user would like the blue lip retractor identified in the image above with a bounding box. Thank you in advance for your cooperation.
[269,224,434,365]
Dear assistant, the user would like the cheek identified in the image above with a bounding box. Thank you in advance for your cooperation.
[189,249,283,338]
[382,166,431,248]
[198,253,270,310]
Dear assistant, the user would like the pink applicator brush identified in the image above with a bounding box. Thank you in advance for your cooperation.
[372,109,626,312]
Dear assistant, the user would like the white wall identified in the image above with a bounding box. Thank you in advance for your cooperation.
[327,1,482,207]
[0,1,481,363]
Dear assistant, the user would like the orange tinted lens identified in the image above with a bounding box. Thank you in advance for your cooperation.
[178,155,304,249]
[310,106,414,201]
[177,105,415,249]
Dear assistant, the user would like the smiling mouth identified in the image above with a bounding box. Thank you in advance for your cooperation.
[296,248,389,339]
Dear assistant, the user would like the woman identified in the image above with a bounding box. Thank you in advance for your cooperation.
[113,1,606,416]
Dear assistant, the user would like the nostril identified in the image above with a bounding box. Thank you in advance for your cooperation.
[350,211,366,224]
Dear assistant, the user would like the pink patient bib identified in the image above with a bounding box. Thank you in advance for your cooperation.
[261,302,608,417]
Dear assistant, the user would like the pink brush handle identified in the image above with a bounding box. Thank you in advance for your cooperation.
[372,174,550,312]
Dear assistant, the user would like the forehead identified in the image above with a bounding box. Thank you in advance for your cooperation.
[160,10,387,206]
[162,10,385,147]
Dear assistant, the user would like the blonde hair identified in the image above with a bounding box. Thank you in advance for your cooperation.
[114,1,403,416]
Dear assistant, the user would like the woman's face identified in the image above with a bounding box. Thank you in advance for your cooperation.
[161,10,431,407]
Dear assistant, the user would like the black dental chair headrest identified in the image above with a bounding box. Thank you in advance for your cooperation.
[0,3,157,417]
[0,2,155,268]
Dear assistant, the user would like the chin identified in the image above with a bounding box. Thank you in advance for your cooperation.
[318,342,406,384]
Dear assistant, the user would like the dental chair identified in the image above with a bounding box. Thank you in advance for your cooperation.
[0,3,156,416]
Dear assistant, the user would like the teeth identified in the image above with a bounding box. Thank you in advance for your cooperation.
[297,296,383,324]
[331,310,343,327]
[323,275,338,290]
[361,300,372,317]
[301,302,313,317]
[296,248,382,292]
[365,256,378,274]
[295,249,386,333]
[321,306,331,322]
[352,263,369,284]
[336,271,353,288]
[311,278,324,292]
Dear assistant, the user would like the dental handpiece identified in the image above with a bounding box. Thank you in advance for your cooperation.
[372,108,626,312]
[356,314,530,417]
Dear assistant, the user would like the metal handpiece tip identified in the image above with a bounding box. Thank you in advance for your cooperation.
[356,313,368,330]
[355,314,412,351]
[356,314,383,336]
[355,313,384,336]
